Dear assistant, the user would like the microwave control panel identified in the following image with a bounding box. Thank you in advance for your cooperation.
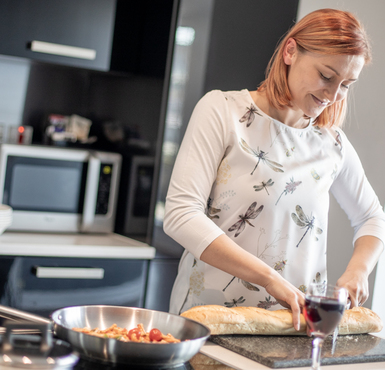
[95,163,114,215]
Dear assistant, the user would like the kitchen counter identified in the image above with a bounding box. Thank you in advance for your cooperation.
[0,231,155,259]
[200,333,385,369]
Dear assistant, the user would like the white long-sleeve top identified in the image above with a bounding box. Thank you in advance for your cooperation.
[164,89,385,314]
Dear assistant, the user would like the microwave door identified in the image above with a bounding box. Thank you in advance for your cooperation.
[80,154,101,232]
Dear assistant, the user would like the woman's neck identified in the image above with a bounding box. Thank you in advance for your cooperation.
[249,90,310,129]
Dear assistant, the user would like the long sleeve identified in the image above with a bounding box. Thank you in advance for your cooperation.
[164,91,228,259]
[330,130,385,247]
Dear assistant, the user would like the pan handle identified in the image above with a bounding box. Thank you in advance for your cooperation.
[0,304,51,325]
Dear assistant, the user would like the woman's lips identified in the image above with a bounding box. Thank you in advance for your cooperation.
[312,95,329,107]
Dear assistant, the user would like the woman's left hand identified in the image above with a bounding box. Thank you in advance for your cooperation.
[336,235,384,307]
[336,269,368,307]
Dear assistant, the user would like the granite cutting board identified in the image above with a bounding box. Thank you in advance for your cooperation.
[210,334,385,368]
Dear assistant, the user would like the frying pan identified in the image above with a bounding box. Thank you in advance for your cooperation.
[0,304,210,367]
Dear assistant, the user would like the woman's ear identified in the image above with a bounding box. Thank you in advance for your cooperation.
[283,38,297,66]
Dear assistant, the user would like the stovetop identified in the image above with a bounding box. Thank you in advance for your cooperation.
[0,329,198,370]
[73,357,194,370]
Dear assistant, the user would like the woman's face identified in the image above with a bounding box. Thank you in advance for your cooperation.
[284,39,365,119]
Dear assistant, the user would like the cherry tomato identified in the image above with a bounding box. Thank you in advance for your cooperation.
[149,328,163,342]
[128,328,141,341]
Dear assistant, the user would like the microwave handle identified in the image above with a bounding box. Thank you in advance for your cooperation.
[81,154,101,232]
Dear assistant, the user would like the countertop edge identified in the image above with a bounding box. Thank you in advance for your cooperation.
[0,232,156,259]
[0,244,156,259]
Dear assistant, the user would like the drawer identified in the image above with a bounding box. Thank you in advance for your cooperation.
[0,257,148,318]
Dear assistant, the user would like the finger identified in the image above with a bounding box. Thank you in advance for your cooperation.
[350,296,360,307]
[290,302,302,331]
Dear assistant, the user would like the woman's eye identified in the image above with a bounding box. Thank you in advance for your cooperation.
[341,83,349,90]
[320,73,331,81]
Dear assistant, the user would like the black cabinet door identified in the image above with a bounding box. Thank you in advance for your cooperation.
[0,257,148,318]
[0,0,116,71]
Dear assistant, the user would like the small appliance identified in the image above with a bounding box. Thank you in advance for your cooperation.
[0,144,121,233]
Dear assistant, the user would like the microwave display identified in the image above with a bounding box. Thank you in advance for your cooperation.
[3,156,86,213]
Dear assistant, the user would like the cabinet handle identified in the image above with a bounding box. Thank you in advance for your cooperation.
[33,267,104,279]
[29,40,96,60]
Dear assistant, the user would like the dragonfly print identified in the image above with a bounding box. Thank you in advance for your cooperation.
[206,198,221,220]
[291,205,323,248]
[312,126,323,136]
[273,259,287,273]
[224,296,245,308]
[257,296,279,309]
[253,179,274,195]
[313,272,326,284]
[228,201,264,237]
[223,277,260,292]
[239,104,262,127]
[335,130,343,151]
[275,177,302,205]
[240,138,284,175]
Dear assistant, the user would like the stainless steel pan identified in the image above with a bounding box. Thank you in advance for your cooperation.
[0,305,210,367]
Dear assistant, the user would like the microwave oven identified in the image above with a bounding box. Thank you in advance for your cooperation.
[0,144,121,233]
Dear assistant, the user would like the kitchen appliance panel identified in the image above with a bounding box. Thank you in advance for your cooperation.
[124,156,155,234]
[0,256,148,319]
[0,144,121,233]
[210,334,385,368]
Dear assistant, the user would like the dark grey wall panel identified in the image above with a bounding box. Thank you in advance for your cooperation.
[204,0,299,92]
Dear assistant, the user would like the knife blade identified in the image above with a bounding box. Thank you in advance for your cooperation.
[331,300,351,354]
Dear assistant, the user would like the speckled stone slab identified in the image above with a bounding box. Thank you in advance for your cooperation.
[210,334,385,368]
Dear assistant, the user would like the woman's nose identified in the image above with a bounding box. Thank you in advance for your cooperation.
[325,84,344,103]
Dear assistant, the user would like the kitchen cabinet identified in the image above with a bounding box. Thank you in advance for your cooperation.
[0,256,148,318]
[0,232,156,318]
[111,0,174,77]
[0,0,174,76]
[0,0,116,71]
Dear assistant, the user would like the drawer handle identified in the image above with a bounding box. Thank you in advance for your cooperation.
[33,267,104,279]
[29,40,96,60]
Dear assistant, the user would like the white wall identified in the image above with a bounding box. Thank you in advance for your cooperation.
[296,0,385,318]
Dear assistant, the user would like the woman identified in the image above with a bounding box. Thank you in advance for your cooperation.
[163,8,385,331]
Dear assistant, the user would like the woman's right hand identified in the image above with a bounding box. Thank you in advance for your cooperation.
[263,273,305,331]
[200,234,306,331]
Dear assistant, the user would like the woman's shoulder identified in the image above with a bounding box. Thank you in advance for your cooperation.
[200,89,251,103]
[312,124,347,144]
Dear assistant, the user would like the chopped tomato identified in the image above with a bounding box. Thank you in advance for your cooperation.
[149,328,163,342]
[128,328,141,341]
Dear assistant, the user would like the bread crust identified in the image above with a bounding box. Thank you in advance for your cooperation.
[181,305,383,336]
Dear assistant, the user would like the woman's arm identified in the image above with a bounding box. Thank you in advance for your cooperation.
[200,233,305,330]
[336,235,384,307]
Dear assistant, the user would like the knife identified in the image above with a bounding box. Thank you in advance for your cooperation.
[331,300,351,354]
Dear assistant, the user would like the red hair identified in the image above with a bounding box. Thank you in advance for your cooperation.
[258,8,371,128]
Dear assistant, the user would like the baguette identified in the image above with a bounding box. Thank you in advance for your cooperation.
[181,305,383,336]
